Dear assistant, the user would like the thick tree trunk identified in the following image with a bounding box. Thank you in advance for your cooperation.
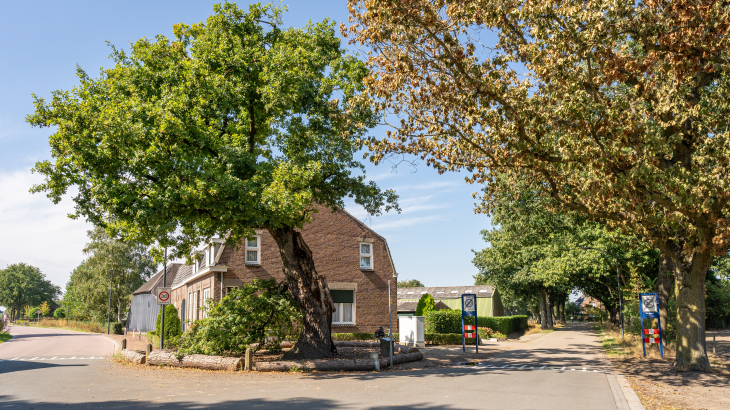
[539,289,549,330]
[268,226,335,360]
[657,254,675,348]
[558,295,566,324]
[546,292,555,328]
[672,250,713,371]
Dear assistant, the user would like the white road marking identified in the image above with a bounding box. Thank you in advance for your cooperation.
[561,367,566,371]
[582,367,586,372]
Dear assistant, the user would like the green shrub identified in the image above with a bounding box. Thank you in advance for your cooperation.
[477,315,529,335]
[425,310,462,333]
[176,279,301,356]
[53,308,66,319]
[155,305,182,343]
[415,294,436,316]
[332,332,375,341]
[111,322,124,335]
[425,333,481,345]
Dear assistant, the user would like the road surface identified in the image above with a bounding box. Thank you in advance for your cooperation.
[0,324,116,358]
[0,323,637,409]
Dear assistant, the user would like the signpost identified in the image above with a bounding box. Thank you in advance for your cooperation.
[157,287,172,305]
[461,294,478,353]
[36,309,40,324]
[639,292,664,358]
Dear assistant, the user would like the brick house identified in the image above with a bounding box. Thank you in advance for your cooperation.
[168,207,399,334]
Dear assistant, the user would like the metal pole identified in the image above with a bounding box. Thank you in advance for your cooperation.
[160,248,167,350]
[107,269,113,334]
[388,279,393,370]
[616,257,624,339]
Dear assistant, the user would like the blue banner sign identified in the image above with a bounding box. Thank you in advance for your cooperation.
[461,294,478,352]
[639,292,664,358]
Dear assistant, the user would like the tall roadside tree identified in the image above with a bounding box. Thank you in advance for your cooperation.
[346,0,730,370]
[28,3,397,359]
[0,263,60,321]
[68,227,157,323]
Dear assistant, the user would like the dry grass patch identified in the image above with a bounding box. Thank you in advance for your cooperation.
[35,318,105,333]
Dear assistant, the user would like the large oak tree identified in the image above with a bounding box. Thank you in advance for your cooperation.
[28,3,397,359]
[346,0,730,369]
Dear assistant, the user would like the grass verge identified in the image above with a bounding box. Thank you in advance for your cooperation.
[0,332,12,344]
[594,323,672,360]
[25,318,106,334]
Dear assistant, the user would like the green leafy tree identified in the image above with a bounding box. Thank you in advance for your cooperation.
[398,279,425,288]
[28,3,397,359]
[415,293,435,316]
[348,0,730,370]
[67,227,156,323]
[176,279,302,357]
[0,263,60,321]
[40,301,50,317]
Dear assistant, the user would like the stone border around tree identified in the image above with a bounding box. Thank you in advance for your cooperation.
[119,341,423,372]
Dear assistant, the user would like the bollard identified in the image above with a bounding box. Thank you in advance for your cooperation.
[244,348,253,371]
[713,335,716,355]
[121,338,127,350]
[371,352,380,371]
[146,343,152,365]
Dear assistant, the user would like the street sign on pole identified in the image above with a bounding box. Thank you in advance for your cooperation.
[157,287,172,305]
[461,294,478,353]
[639,292,663,358]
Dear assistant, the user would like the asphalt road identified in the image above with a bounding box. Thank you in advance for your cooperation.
[0,324,627,409]
[0,324,116,358]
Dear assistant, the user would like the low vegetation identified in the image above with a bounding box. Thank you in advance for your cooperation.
[35,318,105,334]
[595,323,671,360]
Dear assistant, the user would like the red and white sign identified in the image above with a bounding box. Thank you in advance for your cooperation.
[156,287,172,305]
[644,328,660,344]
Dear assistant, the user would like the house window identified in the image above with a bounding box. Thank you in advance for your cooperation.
[226,286,238,295]
[331,290,354,325]
[246,236,260,265]
[359,243,372,269]
[202,288,210,318]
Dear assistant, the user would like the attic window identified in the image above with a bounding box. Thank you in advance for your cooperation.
[479,290,489,293]
[406,292,414,295]
[359,243,373,270]
[450,290,458,294]
[208,245,215,266]
[420,291,427,294]
[437,291,444,294]
[245,236,260,265]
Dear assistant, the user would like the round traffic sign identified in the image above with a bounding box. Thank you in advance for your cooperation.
[159,291,170,302]
[36,310,41,314]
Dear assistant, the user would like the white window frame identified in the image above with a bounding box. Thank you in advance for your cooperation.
[332,290,355,325]
[359,242,373,270]
[208,245,215,266]
[202,288,210,318]
[245,236,261,265]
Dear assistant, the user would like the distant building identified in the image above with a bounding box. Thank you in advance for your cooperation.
[127,264,181,332]
[396,286,504,317]
[574,293,603,313]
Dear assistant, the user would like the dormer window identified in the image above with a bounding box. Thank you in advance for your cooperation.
[208,245,215,266]
[193,257,199,273]
[359,243,372,270]
[246,236,260,265]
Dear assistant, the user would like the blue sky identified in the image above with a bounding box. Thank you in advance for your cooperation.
[0,1,493,292]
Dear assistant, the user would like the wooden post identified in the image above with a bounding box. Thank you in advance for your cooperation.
[244,348,253,371]
[121,338,127,350]
[146,343,152,365]
[713,335,716,355]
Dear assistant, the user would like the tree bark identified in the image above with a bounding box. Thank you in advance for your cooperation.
[539,289,549,330]
[268,226,336,360]
[657,254,675,348]
[558,295,566,324]
[546,291,555,328]
[671,249,713,371]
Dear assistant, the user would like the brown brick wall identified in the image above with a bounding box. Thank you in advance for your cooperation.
[219,207,398,334]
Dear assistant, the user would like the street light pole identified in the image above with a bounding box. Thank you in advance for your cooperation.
[107,269,113,335]
[579,247,624,339]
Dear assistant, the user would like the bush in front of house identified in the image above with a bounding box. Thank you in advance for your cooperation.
[425,309,463,333]
[155,304,182,342]
[415,294,436,316]
[176,279,302,357]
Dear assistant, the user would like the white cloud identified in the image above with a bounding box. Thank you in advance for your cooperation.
[0,170,92,289]
[370,215,441,231]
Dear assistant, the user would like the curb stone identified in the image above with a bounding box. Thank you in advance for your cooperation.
[594,326,646,410]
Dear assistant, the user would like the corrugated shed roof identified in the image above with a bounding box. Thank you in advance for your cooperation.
[397,286,495,300]
[132,263,182,295]
[397,300,451,312]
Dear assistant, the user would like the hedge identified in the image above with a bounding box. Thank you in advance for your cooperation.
[332,333,400,341]
[111,322,124,335]
[425,310,528,335]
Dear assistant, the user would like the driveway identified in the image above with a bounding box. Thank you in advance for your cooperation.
[0,324,116,358]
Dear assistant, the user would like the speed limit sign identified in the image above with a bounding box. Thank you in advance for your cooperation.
[156,287,172,305]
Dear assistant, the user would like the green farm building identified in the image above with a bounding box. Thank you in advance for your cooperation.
[396,286,505,317]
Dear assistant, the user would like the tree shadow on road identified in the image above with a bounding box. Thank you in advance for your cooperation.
[0,396,466,410]
[0,361,88,375]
